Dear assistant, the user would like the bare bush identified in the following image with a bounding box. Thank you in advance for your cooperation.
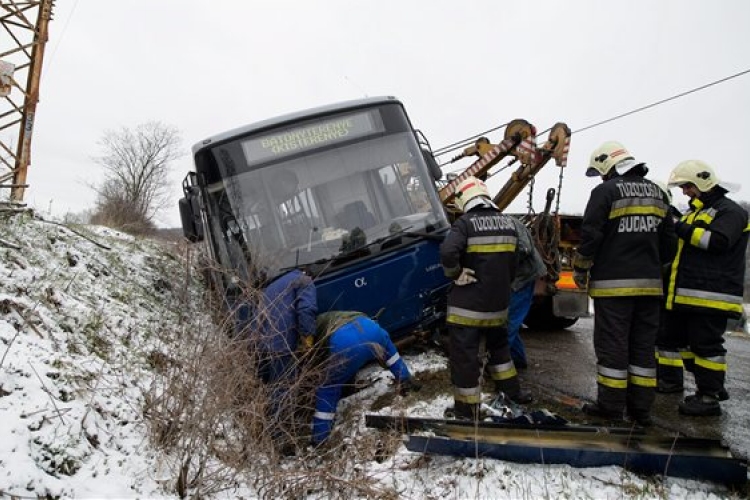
[144,252,403,499]
[91,121,183,235]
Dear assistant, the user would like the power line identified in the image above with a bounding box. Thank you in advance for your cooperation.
[433,122,510,156]
[436,67,750,159]
[572,67,750,135]
[45,0,80,74]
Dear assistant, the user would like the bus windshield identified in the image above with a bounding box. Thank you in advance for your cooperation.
[198,105,449,280]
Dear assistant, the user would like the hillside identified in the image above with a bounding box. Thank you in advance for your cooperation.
[0,210,737,499]
[0,209,201,498]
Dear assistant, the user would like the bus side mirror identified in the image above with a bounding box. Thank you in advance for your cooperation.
[179,194,204,243]
[422,148,443,181]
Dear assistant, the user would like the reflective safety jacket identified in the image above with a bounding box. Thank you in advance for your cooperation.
[666,190,749,317]
[575,173,676,298]
[440,206,518,327]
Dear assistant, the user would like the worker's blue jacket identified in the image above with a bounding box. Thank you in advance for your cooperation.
[237,269,317,353]
[312,313,411,444]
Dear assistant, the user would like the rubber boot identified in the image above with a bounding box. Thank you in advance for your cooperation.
[581,401,623,420]
[453,401,480,420]
[495,381,533,405]
[679,393,721,416]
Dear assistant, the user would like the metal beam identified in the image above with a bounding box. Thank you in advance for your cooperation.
[0,0,54,203]
[367,414,748,486]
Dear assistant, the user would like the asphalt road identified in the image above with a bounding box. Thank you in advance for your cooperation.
[519,316,750,461]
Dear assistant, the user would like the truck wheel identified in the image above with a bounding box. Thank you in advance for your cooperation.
[524,298,579,331]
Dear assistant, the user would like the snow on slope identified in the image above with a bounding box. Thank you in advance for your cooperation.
[0,211,196,498]
[0,211,739,499]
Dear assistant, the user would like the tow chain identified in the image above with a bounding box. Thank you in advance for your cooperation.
[528,161,567,287]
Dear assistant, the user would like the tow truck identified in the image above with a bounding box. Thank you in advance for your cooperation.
[178,96,587,339]
[435,117,588,330]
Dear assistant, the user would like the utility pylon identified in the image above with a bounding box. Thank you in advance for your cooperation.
[0,0,54,204]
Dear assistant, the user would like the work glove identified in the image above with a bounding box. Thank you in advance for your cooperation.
[397,378,422,396]
[454,267,477,286]
[298,335,314,356]
[573,269,588,290]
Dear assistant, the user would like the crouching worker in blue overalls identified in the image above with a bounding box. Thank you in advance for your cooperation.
[308,311,420,447]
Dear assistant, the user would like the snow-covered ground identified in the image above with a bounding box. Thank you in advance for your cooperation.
[0,211,743,498]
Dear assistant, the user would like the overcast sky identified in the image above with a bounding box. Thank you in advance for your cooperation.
[20,0,750,227]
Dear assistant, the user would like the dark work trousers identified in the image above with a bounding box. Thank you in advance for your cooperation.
[257,352,299,445]
[449,325,520,404]
[662,310,728,396]
[656,306,690,387]
[593,297,659,416]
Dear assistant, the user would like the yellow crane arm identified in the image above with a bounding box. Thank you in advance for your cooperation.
[493,122,571,211]
[438,119,535,204]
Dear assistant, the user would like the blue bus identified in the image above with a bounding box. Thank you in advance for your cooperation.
[179,96,451,339]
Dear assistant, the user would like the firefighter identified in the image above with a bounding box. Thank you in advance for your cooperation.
[507,216,547,369]
[440,176,531,421]
[309,311,418,446]
[652,180,686,397]
[573,142,676,427]
[660,160,748,416]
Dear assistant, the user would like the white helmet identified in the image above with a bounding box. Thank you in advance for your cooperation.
[586,141,636,177]
[652,179,672,204]
[454,176,492,212]
[668,160,739,193]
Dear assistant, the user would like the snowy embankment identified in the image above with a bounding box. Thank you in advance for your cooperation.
[0,211,742,499]
[0,211,197,498]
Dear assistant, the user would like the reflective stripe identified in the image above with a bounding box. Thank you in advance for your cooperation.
[628,365,656,378]
[656,350,682,360]
[467,235,517,246]
[590,279,662,290]
[385,353,400,367]
[665,237,686,310]
[674,287,744,314]
[466,235,517,253]
[487,361,517,381]
[666,206,703,310]
[447,306,508,327]
[680,350,695,361]
[609,200,667,219]
[695,355,727,372]
[588,278,662,297]
[690,227,711,249]
[597,365,627,379]
[314,411,336,421]
[597,374,628,389]
[656,350,684,367]
[611,197,665,211]
[629,375,657,387]
[467,243,516,253]
[675,287,743,304]
[628,364,656,388]
[454,385,482,404]
[695,207,717,223]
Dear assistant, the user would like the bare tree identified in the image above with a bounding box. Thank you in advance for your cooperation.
[92,121,183,234]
